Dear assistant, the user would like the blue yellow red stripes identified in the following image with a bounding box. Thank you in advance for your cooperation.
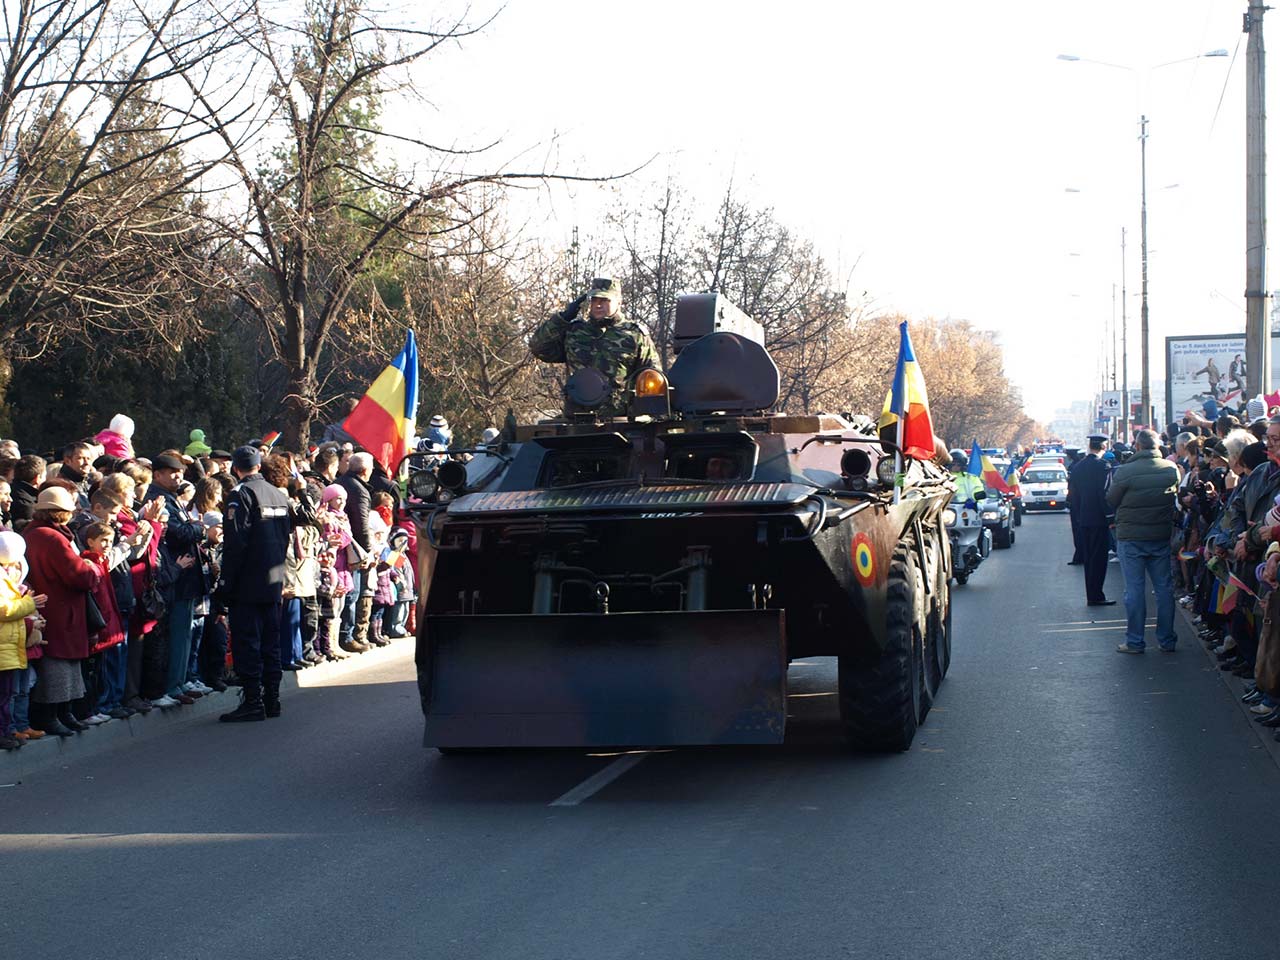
[877,321,935,461]
[343,330,419,473]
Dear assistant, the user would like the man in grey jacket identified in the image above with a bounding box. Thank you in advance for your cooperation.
[1106,429,1180,653]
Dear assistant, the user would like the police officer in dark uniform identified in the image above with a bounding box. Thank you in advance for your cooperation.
[1070,434,1115,606]
[1067,449,1085,565]
[217,446,292,723]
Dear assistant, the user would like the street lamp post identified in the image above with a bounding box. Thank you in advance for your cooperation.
[1058,50,1228,432]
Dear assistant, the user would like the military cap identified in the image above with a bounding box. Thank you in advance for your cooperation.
[588,276,621,301]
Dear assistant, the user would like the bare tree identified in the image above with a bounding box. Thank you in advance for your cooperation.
[0,0,252,364]
[162,0,636,448]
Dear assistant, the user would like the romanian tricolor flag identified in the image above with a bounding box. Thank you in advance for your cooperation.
[260,431,280,449]
[968,441,1014,494]
[1208,579,1238,616]
[342,330,419,474]
[878,321,935,460]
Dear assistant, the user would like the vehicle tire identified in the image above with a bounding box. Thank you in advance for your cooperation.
[1008,528,1016,547]
[1014,507,1023,527]
[922,529,947,701]
[935,574,952,678]
[954,573,968,585]
[993,525,1010,549]
[839,541,925,752]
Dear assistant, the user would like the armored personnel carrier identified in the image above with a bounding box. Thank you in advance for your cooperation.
[407,294,955,752]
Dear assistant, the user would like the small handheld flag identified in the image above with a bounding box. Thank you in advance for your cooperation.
[342,330,420,475]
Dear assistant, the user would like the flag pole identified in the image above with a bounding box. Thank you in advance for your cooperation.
[894,398,905,506]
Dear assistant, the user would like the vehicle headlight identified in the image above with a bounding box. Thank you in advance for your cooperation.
[408,468,439,502]
[941,508,957,525]
[982,511,998,520]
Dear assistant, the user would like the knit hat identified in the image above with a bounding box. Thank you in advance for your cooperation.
[481,427,500,444]
[429,414,448,430]
[0,531,26,564]
[1248,397,1267,421]
[367,512,389,537]
[109,413,135,438]
[322,484,346,504]
[190,429,205,443]
[202,511,222,528]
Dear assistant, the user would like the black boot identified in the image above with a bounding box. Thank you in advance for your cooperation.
[57,703,88,732]
[219,684,265,723]
[33,702,74,738]
[263,682,281,719]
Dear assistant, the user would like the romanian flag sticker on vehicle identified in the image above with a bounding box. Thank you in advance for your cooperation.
[852,532,875,585]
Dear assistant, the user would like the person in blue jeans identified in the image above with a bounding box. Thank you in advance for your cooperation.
[1107,429,1180,653]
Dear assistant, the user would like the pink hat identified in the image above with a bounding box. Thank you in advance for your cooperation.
[322,484,346,504]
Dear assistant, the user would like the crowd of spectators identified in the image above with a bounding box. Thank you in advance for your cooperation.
[1158,398,1280,732]
[0,414,419,750]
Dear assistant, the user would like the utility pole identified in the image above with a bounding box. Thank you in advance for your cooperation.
[1121,227,1129,443]
[1139,116,1151,430]
[1245,2,1270,399]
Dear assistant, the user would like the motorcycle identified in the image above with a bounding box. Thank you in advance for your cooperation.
[945,490,993,585]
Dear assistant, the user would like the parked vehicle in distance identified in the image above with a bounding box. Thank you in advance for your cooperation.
[1022,465,1070,512]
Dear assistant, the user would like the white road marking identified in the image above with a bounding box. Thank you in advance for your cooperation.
[550,752,651,807]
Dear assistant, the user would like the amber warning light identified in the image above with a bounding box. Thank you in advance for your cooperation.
[634,369,667,398]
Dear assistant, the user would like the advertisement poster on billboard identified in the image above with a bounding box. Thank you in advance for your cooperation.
[1164,334,1280,426]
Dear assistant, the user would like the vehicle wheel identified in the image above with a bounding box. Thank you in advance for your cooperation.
[1014,508,1023,527]
[954,573,968,585]
[921,530,947,701]
[936,574,952,678]
[993,526,1010,549]
[1008,528,1016,547]
[839,541,925,752]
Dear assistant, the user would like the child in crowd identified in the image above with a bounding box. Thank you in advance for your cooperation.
[0,531,45,749]
[79,521,128,723]
[314,547,349,661]
[383,527,414,639]
[367,513,393,646]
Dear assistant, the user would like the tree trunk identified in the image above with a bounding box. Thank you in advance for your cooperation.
[282,367,317,453]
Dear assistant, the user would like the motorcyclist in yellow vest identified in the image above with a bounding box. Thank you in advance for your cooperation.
[950,451,985,504]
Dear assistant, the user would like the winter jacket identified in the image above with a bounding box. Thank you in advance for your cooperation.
[1106,450,1179,542]
[93,428,134,460]
[22,517,100,660]
[10,480,37,532]
[283,525,320,599]
[337,472,372,550]
[144,483,207,601]
[0,576,36,671]
[82,551,125,653]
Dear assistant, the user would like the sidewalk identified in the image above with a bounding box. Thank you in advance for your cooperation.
[0,638,413,785]
[1182,602,1280,768]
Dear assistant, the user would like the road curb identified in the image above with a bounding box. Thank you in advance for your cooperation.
[1180,603,1280,768]
[0,638,412,785]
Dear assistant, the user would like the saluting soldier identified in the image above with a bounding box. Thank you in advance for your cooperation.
[1070,434,1115,606]
[530,276,660,416]
[217,445,293,723]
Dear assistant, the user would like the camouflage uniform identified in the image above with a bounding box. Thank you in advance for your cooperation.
[530,301,660,416]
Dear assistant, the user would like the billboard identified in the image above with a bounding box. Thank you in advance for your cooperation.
[1165,333,1280,427]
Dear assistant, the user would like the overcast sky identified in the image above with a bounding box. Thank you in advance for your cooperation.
[403,0,1265,422]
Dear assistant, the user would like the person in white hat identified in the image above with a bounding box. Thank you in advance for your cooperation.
[23,485,101,736]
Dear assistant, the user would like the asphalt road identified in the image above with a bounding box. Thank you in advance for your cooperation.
[5,512,1280,960]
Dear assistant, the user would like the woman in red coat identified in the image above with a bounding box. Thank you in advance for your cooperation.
[24,486,101,736]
